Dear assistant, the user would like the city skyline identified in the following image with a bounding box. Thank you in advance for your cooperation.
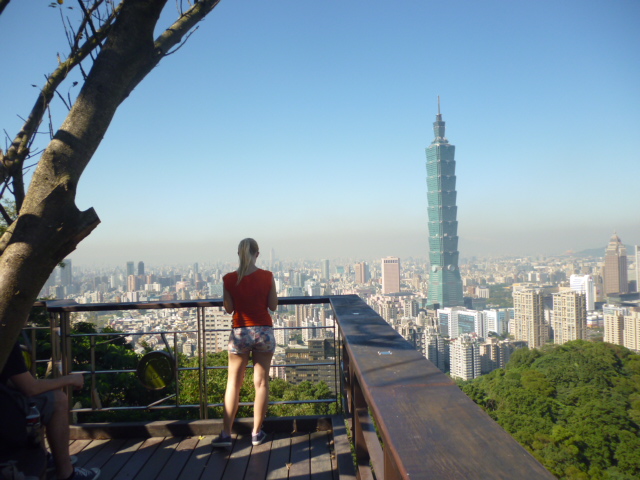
[1,1,639,265]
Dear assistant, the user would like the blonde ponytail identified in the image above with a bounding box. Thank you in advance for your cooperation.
[237,238,259,284]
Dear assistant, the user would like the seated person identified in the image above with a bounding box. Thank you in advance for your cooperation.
[0,342,101,480]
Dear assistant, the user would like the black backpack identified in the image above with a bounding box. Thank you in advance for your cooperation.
[0,383,29,449]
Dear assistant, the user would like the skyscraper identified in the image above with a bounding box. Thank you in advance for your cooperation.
[381,257,400,294]
[426,99,463,307]
[137,261,145,276]
[635,245,640,292]
[603,233,628,295]
[354,262,369,284]
[59,258,73,286]
[321,259,330,281]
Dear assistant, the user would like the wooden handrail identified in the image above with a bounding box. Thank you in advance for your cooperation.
[330,294,554,480]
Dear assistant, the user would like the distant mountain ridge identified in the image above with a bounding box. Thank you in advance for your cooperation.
[570,245,635,258]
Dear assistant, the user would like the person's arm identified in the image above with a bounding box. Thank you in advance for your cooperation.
[268,276,278,312]
[9,371,84,397]
[223,285,234,314]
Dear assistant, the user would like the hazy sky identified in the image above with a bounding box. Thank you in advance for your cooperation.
[1,1,639,267]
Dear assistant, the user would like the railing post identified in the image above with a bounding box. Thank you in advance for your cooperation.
[352,372,373,480]
[59,311,73,419]
[90,336,97,409]
[173,332,180,409]
[197,306,208,419]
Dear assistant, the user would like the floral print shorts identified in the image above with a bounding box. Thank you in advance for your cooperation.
[228,326,276,355]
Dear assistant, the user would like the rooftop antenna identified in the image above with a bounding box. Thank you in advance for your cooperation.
[438,95,441,115]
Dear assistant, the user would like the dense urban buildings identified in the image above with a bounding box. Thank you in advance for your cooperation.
[425,100,463,308]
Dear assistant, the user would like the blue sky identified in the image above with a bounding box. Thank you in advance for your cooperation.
[1,1,639,266]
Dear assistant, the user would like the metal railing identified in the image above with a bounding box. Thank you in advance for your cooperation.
[36,296,338,418]
[36,294,554,480]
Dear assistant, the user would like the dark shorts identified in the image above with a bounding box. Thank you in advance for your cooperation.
[29,390,56,425]
[228,326,276,355]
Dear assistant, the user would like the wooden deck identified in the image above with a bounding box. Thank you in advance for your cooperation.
[53,417,355,480]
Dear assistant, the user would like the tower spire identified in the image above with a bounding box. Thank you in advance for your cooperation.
[433,96,446,143]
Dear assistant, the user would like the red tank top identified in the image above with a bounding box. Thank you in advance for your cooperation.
[223,269,274,328]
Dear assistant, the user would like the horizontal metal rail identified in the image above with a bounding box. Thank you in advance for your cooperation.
[38,296,339,418]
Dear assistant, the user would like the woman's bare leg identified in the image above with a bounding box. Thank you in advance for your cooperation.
[223,351,250,435]
[251,351,274,435]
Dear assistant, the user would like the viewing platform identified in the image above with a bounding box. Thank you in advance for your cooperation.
[23,295,555,480]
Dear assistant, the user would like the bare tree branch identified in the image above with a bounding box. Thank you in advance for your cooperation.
[0,1,122,213]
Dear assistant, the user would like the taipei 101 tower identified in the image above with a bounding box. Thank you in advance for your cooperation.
[426,98,463,307]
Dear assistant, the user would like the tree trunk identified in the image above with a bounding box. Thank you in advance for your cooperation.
[0,0,220,370]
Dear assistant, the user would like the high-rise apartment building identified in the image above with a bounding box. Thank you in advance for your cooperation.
[484,309,511,336]
[603,305,640,352]
[603,233,628,295]
[425,100,463,308]
[204,308,233,353]
[512,287,548,348]
[623,308,640,352]
[381,257,401,294]
[552,291,587,345]
[449,335,480,381]
[424,325,448,372]
[438,307,485,339]
[569,274,595,311]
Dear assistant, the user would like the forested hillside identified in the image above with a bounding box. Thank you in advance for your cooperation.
[460,341,640,479]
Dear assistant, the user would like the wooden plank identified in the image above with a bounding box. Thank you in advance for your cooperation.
[176,435,214,480]
[220,434,253,480]
[131,437,181,480]
[78,439,128,470]
[330,416,356,480]
[154,436,200,480]
[265,432,291,480]
[74,439,114,468]
[112,437,164,480]
[199,433,234,480]
[330,295,555,480]
[98,438,143,480]
[309,431,333,480]
[244,432,273,480]
[288,433,310,480]
[69,439,93,456]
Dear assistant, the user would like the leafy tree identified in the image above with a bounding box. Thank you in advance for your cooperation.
[461,341,640,479]
[0,0,223,373]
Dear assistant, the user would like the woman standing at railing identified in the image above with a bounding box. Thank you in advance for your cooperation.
[211,238,278,448]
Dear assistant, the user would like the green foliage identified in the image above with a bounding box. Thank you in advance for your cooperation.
[487,284,514,308]
[461,341,640,479]
[0,200,16,236]
[178,352,338,419]
[28,317,338,422]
